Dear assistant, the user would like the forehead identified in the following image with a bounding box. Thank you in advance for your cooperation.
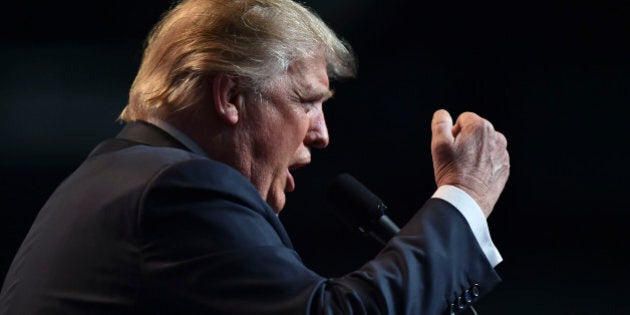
[286,55,331,98]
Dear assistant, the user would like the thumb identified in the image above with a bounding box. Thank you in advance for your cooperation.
[431,109,454,145]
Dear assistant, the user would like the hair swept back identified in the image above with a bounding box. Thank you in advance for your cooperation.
[119,0,356,121]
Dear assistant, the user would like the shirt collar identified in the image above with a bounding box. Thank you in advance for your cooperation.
[146,118,208,158]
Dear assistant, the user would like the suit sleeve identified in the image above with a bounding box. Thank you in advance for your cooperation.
[137,159,500,315]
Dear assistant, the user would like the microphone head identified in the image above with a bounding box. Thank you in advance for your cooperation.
[327,173,387,226]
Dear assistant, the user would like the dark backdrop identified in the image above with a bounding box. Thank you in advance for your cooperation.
[1,0,628,313]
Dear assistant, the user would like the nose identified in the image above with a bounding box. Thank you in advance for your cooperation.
[305,107,329,149]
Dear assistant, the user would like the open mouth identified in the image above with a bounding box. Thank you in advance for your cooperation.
[286,160,310,192]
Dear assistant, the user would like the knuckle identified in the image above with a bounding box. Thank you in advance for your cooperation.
[495,132,508,147]
[482,119,495,131]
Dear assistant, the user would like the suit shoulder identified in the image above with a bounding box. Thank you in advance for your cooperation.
[141,157,269,215]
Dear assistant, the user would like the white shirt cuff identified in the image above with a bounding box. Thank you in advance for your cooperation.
[432,185,503,267]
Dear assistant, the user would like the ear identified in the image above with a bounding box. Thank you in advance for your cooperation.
[212,73,240,125]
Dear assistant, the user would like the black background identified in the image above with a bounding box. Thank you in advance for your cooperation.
[1,0,628,313]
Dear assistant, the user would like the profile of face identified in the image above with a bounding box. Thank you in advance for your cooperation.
[230,55,333,213]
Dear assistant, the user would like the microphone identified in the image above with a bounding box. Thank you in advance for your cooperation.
[327,173,401,246]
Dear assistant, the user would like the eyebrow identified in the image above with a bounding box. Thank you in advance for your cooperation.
[299,87,335,102]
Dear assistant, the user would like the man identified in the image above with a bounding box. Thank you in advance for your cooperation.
[0,0,509,314]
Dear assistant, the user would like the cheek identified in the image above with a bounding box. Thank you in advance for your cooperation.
[264,111,310,162]
[291,121,311,149]
[283,115,310,145]
[278,129,305,157]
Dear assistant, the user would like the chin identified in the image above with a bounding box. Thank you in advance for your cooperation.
[269,193,286,214]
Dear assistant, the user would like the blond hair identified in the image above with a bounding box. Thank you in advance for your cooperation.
[119,0,356,121]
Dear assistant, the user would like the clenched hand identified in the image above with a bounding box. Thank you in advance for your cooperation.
[431,109,510,218]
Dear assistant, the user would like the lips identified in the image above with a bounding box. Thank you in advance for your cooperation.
[286,160,310,192]
[286,171,296,192]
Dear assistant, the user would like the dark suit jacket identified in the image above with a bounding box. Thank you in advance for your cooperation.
[0,121,500,314]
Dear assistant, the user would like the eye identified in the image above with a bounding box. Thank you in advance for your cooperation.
[300,99,319,109]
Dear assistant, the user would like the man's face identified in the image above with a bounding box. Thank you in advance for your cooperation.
[237,55,332,213]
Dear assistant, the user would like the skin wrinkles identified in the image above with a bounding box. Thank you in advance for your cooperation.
[431,110,510,217]
[233,54,332,212]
